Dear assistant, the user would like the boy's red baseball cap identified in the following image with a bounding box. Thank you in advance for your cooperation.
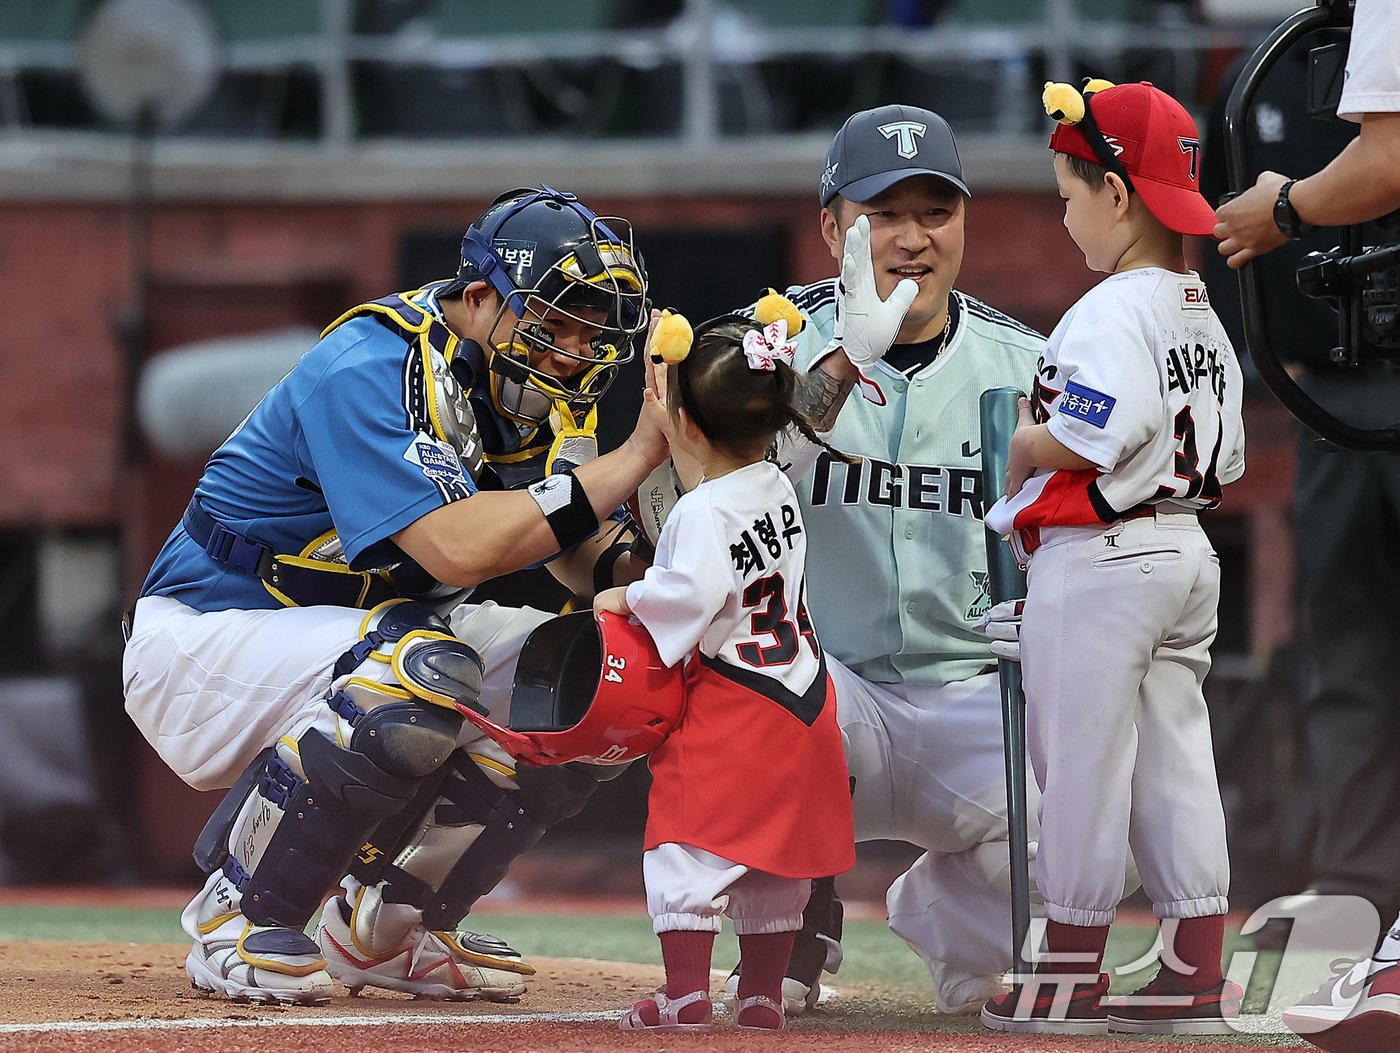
[1049,81,1214,236]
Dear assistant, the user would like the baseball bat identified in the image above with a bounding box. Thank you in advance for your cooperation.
[978,385,1032,982]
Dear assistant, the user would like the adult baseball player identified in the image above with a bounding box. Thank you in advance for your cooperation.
[123,186,665,1005]
[717,105,1069,1015]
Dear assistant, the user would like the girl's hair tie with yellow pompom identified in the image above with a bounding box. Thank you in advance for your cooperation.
[743,289,802,372]
[1042,77,1133,193]
[650,309,693,365]
[753,288,803,336]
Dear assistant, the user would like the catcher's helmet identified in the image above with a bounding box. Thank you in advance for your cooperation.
[457,186,649,426]
[456,609,683,766]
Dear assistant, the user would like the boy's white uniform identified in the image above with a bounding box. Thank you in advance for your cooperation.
[772,280,1062,978]
[986,268,1245,926]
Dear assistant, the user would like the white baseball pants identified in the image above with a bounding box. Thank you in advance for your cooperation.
[123,595,553,791]
[1021,513,1230,927]
[827,660,1045,977]
[644,843,810,935]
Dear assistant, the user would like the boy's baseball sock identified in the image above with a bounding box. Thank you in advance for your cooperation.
[736,931,797,1030]
[1044,921,1111,977]
[1167,915,1226,990]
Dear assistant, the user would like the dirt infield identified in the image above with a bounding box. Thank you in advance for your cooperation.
[0,939,1311,1053]
[0,889,1312,1052]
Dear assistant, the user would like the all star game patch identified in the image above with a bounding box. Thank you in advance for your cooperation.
[404,434,467,485]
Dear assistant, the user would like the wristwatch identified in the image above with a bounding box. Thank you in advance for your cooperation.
[1273,178,1315,239]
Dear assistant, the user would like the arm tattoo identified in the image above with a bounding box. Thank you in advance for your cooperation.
[796,367,855,432]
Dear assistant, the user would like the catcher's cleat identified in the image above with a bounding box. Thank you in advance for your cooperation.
[315,877,533,1001]
[721,969,822,1015]
[182,873,334,1005]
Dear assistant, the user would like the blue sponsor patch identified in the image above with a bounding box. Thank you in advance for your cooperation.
[1058,381,1115,429]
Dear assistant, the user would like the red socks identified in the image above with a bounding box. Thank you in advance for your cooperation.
[1036,917,1225,992]
[735,931,795,1029]
[1043,920,1111,978]
[630,930,714,1026]
[1165,915,1226,990]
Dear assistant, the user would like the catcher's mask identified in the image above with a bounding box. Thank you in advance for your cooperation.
[456,609,683,766]
[455,185,648,427]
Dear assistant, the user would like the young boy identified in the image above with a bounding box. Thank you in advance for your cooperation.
[979,80,1247,1036]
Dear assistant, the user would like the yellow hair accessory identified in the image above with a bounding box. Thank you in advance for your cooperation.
[650,309,693,365]
[1043,78,1117,125]
[1043,82,1084,125]
[753,288,804,335]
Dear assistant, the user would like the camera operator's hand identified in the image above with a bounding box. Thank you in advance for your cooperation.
[1214,170,1291,269]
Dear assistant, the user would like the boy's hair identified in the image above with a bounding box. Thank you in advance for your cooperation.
[1059,152,1109,189]
[669,317,856,464]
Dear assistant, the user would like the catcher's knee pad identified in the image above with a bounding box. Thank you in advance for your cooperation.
[189,599,479,931]
[327,600,485,770]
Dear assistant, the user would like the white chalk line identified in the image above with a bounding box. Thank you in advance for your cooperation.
[0,1010,618,1035]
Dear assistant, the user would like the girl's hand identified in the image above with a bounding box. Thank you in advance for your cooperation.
[594,585,631,615]
[643,308,670,408]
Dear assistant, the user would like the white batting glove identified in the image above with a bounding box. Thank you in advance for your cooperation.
[976,598,1024,663]
[832,215,918,403]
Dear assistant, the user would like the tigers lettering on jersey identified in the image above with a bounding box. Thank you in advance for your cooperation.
[808,453,984,518]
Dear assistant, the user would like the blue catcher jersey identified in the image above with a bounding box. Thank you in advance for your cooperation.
[770,279,1045,688]
[142,284,491,612]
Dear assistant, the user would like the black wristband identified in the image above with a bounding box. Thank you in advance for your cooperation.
[593,539,631,595]
[526,470,600,550]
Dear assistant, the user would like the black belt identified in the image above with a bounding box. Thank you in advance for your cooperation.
[183,497,280,579]
[181,497,396,609]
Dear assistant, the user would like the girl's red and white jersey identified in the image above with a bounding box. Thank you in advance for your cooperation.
[625,460,822,698]
[988,268,1245,535]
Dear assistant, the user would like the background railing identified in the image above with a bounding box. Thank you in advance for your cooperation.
[0,0,1290,199]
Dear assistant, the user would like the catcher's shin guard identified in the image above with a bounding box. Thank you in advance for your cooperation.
[354,754,629,930]
[192,600,476,930]
[425,759,628,928]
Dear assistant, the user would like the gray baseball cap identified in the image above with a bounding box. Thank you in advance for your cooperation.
[819,104,971,207]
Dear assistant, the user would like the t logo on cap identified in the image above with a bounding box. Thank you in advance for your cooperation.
[820,104,972,208]
[1178,136,1201,182]
[879,120,927,159]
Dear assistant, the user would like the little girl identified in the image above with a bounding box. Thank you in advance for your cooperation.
[595,302,856,1033]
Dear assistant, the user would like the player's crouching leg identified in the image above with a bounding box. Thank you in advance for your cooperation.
[316,873,532,1000]
[314,735,626,999]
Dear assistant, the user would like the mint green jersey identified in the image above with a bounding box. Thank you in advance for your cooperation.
[778,279,1044,688]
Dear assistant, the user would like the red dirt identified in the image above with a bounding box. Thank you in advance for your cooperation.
[0,891,1305,1052]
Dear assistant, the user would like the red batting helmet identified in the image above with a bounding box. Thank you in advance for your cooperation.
[456,609,684,766]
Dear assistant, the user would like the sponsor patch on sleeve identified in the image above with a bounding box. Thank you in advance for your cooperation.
[1057,381,1116,429]
[1181,283,1210,310]
[404,434,468,485]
